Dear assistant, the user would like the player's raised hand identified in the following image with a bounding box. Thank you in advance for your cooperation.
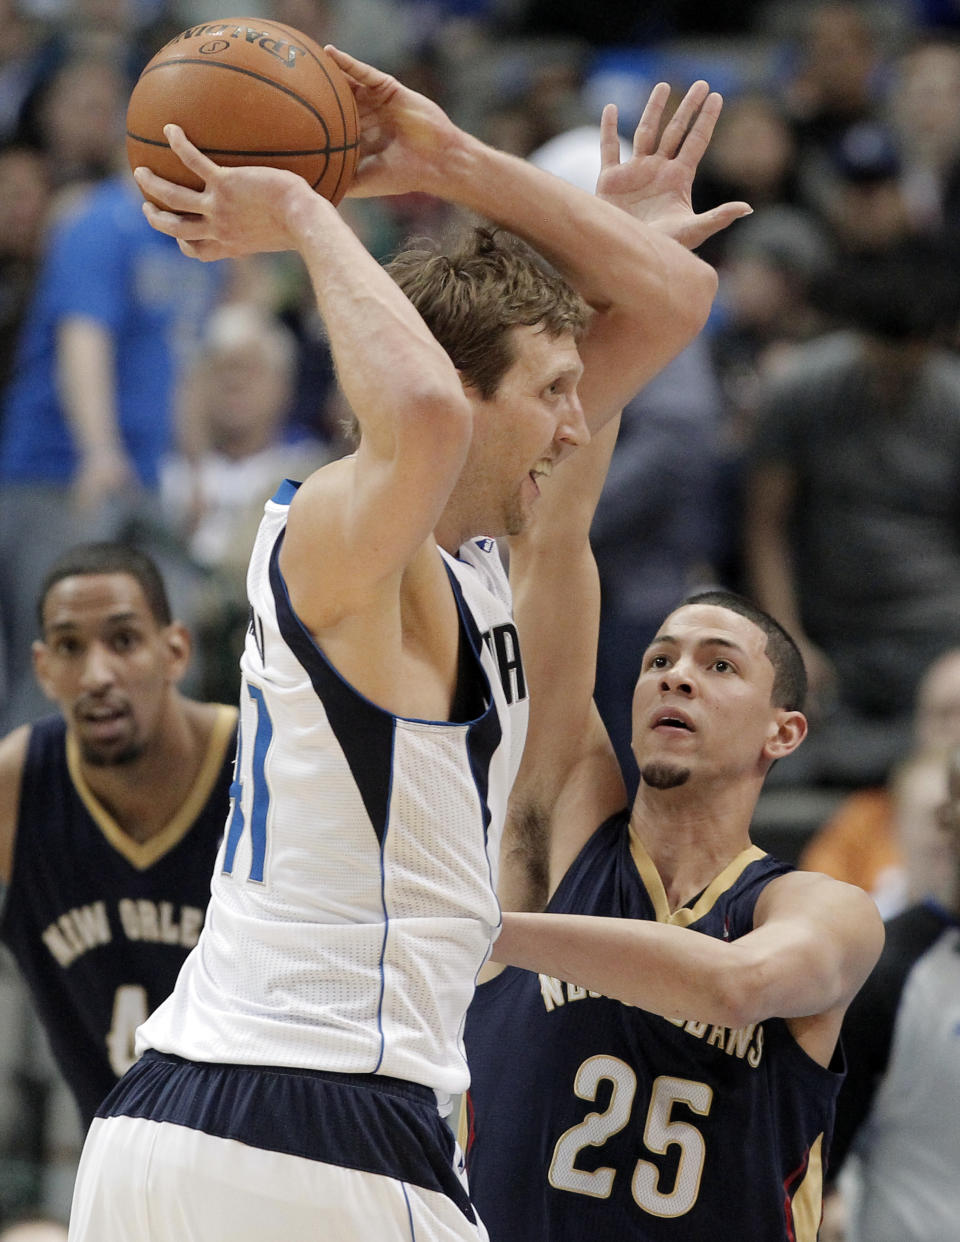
[133,124,326,261]
[324,45,460,199]
[596,84,751,250]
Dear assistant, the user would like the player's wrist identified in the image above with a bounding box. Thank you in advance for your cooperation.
[282,179,339,248]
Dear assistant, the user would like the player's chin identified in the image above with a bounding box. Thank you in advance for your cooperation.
[504,506,532,538]
[77,728,143,768]
[637,761,691,791]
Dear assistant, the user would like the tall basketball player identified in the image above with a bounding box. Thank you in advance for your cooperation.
[67,47,743,1242]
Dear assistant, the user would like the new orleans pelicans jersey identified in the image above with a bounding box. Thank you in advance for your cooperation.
[464,811,844,1241]
[139,481,529,1103]
[0,708,236,1127]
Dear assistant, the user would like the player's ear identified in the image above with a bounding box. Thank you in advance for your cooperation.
[763,709,807,762]
[162,621,192,685]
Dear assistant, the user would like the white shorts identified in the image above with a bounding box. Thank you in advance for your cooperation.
[68,1052,489,1242]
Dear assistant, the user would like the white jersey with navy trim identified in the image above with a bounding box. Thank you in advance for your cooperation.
[138,482,528,1100]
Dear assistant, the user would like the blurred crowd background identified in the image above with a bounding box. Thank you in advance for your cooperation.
[2,0,960,1227]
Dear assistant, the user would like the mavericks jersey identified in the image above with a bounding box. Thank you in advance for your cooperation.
[0,709,236,1128]
[139,481,529,1102]
[464,811,844,1241]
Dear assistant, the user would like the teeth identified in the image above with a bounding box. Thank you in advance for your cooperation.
[533,459,553,478]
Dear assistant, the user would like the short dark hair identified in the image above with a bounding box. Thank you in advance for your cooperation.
[36,542,172,631]
[680,589,807,711]
[386,225,588,399]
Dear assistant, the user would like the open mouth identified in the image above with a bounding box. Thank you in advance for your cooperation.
[77,703,128,735]
[653,712,694,732]
[529,458,553,484]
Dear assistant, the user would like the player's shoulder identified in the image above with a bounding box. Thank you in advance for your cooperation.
[761,865,884,920]
[0,722,32,778]
[0,723,32,882]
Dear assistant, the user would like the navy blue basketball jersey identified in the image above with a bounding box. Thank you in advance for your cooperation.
[464,811,844,1242]
[0,708,236,1128]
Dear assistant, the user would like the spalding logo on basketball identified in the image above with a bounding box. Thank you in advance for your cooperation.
[126,17,360,206]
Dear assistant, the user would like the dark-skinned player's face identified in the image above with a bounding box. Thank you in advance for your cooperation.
[33,573,188,766]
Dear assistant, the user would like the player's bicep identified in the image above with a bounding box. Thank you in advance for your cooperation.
[745,874,885,1019]
[282,401,471,623]
[575,261,716,436]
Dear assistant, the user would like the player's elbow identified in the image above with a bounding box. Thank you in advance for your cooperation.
[706,964,765,1029]
[675,254,718,338]
[709,949,804,1028]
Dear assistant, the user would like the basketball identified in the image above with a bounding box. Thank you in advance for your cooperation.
[126,17,360,206]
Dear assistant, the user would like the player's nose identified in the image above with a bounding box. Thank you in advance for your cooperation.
[79,642,116,690]
[555,393,590,454]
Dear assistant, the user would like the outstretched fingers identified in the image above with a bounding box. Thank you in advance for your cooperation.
[632,82,671,158]
[599,103,624,174]
[656,81,711,159]
[669,89,724,171]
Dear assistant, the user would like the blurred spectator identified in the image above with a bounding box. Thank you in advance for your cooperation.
[708,204,833,590]
[886,35,960,237]
[14,52,127,204]
[693,92,804,267]
[781,1,888,205]
[509,0,766,43]
[0,0,50,146]
[271,0,417,74]
[160,304,330,701]
[743,238,960,787]
[0,143,50,402]
[0,173,227,733]
[820,119,919,257]
[800,647,960,912]
[823,742,960,1242]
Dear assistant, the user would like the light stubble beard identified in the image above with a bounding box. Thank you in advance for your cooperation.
[79,739,146,767]
[639,762,691,790]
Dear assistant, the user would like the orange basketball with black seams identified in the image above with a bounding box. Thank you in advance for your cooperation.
[126,17,360,207]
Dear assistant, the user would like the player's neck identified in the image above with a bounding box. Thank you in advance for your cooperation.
[79,696,217,843]
[629,780,757,912]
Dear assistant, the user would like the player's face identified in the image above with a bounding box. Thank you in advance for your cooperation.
[464,325,588,537]
[32,573,189,766]
[631,604,798,789]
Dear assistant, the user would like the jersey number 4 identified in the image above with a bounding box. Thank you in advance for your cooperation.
[549,1055,713,1218]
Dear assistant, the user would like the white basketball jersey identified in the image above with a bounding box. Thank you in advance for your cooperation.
[138,482,529,1100]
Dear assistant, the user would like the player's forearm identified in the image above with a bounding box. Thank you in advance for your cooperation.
[440,132,715,344]
[494,910,754,1028]
[284,184,469,455]
[441,134,715,432]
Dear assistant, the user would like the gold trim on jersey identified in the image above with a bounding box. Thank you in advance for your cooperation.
[65,704,237,870]
[790,1132,825,1242]
[628,834,767,926]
